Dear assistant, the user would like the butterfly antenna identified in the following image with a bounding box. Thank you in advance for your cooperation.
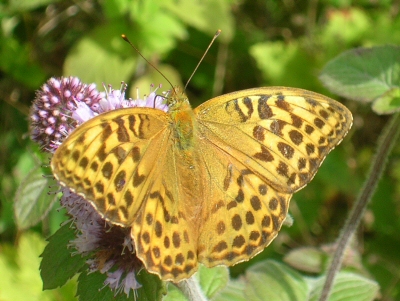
[184,29,221,91]
[121,34,175,91]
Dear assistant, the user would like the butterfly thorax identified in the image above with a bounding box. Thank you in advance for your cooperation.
[167,87,196,151]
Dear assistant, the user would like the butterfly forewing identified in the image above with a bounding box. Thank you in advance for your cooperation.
[52,106,202,282]
[51,108,171,226]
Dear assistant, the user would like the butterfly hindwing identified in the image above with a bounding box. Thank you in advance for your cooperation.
[195,134,292,266]
[194,87,353,194]
[130,130,205,282]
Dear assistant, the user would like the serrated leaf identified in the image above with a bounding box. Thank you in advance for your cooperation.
[77,268,166,301]
[244,260,308,301]
[135,269,166,301]
[77,272,120,301]
[197,265,229,299]
[40,223,87,290]
[320,45,400,102]
[308,272,379,301]
[14,165,58,230]
[371,87,400,114]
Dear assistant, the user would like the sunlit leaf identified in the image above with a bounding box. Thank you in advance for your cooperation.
[320,45,400,103]
[372,87,400,114]
[308,272,379,301]
[284,247,326,273]
[197,265,229,299]
[14,165,58,230]
[244,260,308,301]
[40,223,86,290]
[213,278,246,301]
[64,22,136,88]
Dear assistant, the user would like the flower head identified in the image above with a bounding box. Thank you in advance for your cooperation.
[61,188,143,295]
[30,77,103,152]
[30,78,168,153]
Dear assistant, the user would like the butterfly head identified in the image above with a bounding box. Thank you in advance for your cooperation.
[165,86,191,112]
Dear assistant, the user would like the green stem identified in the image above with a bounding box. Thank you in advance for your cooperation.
[176,274,208,301]
[319,112,400,301]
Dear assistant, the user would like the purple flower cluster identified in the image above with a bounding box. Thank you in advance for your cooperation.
[61,187,142,297]
[30,77,168,153]
[30,77,103,152]
[30,77,168,296]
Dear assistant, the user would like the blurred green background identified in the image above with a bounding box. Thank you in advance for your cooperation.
[1,0,400,300]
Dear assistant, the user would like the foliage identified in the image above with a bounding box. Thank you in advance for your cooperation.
[1,0,400,300]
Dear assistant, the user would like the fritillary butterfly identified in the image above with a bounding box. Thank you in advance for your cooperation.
[51,86,352,282]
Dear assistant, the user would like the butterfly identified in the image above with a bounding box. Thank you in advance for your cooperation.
[51,86,352,282]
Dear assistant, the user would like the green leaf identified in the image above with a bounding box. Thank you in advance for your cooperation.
[283,247,326,274]
[161,0,235,43]
[164,266,228,301]
[197,265,229,299]
[371,87,400,114]
[64,22,136,88]
[102,0,131,19]
[250,41,317,88]
[135,269,166,301]
[200,0,235,43]
[129,1,187,55]
[77,272,120,301]
[0,35,47,88]
[77,269,166,301]
[320,45,400,102]
[244,260,309,301]
[14,164,58,229]
[130,64,183,97]
[0,232,76,301]
[40,223,87,290]
[164,283,187,301]
[308,272,379,301]
[320,8,371,46]
[8,0,60,13]
[213,279,246,301]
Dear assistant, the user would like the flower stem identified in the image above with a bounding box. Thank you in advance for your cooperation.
[175,274,208,301]
[319,112,400,301]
